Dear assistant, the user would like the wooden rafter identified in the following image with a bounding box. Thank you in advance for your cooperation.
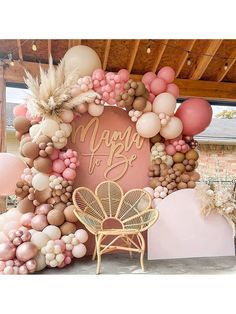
[68,40,72,49]
[103,40,111,70]
[175,40,196,77]
[190,40,223,80]
[48,40,51,60]
[127,40,140,73]
[217,48,236,82]
[3,60,236,101]
[16,39,23,61]
[68,39,81,49]
[151,40,168,73]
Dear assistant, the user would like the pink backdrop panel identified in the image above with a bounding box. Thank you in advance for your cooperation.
[148,189,235,260]
[68,106,150,192]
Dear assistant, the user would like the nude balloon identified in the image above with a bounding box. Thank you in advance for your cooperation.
[63,45,102,77]
[153,92,176,116]
[136,112,161,138]
[88,103,104,117]
[16,242,38,262]
[160,116,183,140]
[0,242,16,261]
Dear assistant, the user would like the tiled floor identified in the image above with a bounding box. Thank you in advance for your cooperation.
[40,254,236,275]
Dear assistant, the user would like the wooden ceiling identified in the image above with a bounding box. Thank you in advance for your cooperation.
[1,39,236,101]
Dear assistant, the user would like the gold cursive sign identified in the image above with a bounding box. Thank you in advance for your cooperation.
[72,117,144,181]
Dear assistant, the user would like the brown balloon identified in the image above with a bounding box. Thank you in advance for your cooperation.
[64,205,78,223]
[21,142,40,159]
[185,149,199,161]
[53,202,67,212]
[177,182,187,190]
[60,222,77,235]
[34,188,52,203]
[35,135,51,145]
[15,131,23,141]
[173,152,185,163]
[132,97,147,111]
[187,181,196,188]
[173,163,185,173]
[17,197,35,213]
[135,82,146,97]
[47,209,65,226]
[13,116,31,134]
[34,157,52,173]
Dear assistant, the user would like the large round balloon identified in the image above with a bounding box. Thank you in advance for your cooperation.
[153,92,176,116]
[136,112,161,138]
[160,116,183,139]
[0,153,26,196]
[175,98,213,135]
[63,45,102,77]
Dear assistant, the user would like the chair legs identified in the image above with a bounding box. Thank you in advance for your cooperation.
[137,233,145,271]
[96,234,103,274]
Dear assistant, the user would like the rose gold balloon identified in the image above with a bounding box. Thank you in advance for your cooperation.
[19,264,28,274]
[35,204,52,215]
[16,242,38,262]
[20,213,35,228]
[0,242,16,261]
[31,214,48,231]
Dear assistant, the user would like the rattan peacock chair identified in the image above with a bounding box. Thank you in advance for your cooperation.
[73,180,159,274]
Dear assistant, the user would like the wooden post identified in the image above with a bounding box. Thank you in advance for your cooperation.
[0,64,6,213]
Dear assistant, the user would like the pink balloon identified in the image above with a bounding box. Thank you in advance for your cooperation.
[0,242,16,261]
[118,69,129,82]
[0,232,9,243]
[75,229,88,243]
[142,72,156,85]
[16,242,38,262]
[175,98,213,135]
[35,204,52,215]
[31,215,48,231]
[13,104,27,117]
[52,159,66,173]
[148,93,155,103]
[150,78,167,95]
[50,149,60,161]
[20,213,35,228]
[166,83,179,98]
[0,153,26,196]
[165,144,176,156]
[62,168,76,180]
[157,66,175,83]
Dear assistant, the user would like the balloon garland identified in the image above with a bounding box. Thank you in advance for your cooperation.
[0,45,213,274]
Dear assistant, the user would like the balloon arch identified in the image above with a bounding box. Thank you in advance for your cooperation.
[0,45,212,274]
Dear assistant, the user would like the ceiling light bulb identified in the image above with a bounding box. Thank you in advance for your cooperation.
[146,47,151,54]
[10,60,15,66]
[187,58,191,66]
[32,41,37,51]
[224,63,228,71]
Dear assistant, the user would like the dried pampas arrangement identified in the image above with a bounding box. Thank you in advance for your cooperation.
[195,183,236,236]
[24,56,98,121]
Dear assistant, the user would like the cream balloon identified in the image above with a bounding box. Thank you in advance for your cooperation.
[43,225,61,240]
[88,103,104,117]
[35,252,47,272]
[136,112,161,138]
[32,173,49,191]
[41,119,59,138]
[59,110,74,123]
[31,231,50,249]
[153,92,176,116]
[160,116,183,139]
[60,123,72,137]
[143,101,152,113]
[63,45,102,77]
[29,124,41,139]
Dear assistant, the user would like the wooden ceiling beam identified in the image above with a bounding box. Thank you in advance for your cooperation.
[151,40,168,73]
[175,40,196,77]
[127,40,140,73]
[190,40,223,80]
[16,40,23,62]
[68,39,81,49]
[48,40,51,60]
[103,40,111,70]
[216,48,236,82]
[3,60,236,101]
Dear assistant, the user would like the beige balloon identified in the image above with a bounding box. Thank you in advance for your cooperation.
[136,112,161,138]
[63,45,102,77]
[160,116,183,139]
[153,92,176,116]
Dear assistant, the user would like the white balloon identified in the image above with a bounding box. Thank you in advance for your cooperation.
[88,103,104,117]
[43,225,61,240]
[32,173,49,191]
[72,243,87,258]
[29,124,41,139]
[160,116,183,140]
[136,112,161,138]
[35,252,47,272]
[31,231,50,249]
[41,119,59,138]
[63,45,102,77]
[60,123,72,137]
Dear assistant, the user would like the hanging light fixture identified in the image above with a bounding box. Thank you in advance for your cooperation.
[146,46,151,54]
[8,52,14,66]
[224,62,228,71]
[187,57,191,66]
[32,40,37,51]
